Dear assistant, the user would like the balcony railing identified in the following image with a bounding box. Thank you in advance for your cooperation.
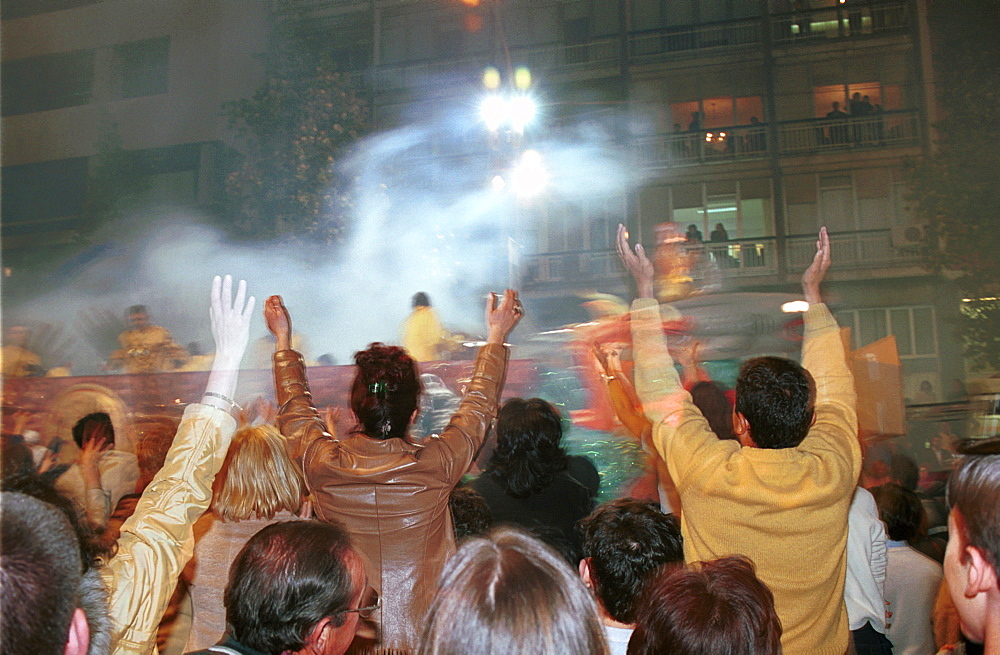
[520,249,623,287]
[641,123,770,167]
[640,109,920,169]
[785,229,924,272]
[777,110,921,155]
[520,229,925,287]
[370,1,913,92]
[374,36,623,91]
[771,1,910,44]
[629,18,761,61]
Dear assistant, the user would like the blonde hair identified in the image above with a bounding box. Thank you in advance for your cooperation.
[211,424,306,522]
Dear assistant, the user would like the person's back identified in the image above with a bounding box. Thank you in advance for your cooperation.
[183,424,308,652]
[471,397,599,562]
[872,483,942,654]
[624,226,861,653]
[269,291,522,651]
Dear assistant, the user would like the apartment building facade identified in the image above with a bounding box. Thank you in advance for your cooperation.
[1,0,964,399]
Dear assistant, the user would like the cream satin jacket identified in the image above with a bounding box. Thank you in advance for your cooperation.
[100,404,236,655]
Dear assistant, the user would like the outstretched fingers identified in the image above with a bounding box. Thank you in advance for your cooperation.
[485,289,523,344]
[210,274,255,362]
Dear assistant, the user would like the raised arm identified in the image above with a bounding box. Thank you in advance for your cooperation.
[104,275,254,655]
[268,294,330,461]
[618,226,730,487]
[616,224,684,424]
[434,290,522,480]
[798,228,860,478]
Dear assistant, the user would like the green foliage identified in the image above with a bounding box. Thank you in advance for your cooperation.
[904,0,1000,370]
[958,300,1000,371]
[224,31,369,245]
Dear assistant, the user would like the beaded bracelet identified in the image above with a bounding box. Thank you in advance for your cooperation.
[202,391,243,412]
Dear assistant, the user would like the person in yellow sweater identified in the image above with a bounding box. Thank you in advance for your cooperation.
[401,292,448,362]
[617,224,860,655]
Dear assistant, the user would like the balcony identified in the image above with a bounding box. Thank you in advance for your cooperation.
[629,18,762,62]
[640,109,921,169]
[520,229,926,288]
[640,123,769,168]
[771,1,911,44]
[777,110,921,156]
[785,229,924,272]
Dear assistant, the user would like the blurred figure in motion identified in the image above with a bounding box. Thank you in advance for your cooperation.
[1,324,43,377]
[108,305,188,373]
[401,292,449,362]
[55,412,139,531]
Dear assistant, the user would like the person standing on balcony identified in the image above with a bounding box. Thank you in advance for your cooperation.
[827,101,850,144]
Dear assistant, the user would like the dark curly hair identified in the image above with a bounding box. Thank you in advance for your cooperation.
[577,499,683,624]
[485,398,569,499]
[351,343,422,441]
[735,356,814,449]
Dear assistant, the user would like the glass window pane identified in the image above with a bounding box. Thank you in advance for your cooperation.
[820,188,855,231]
[670,101,700,130]
[858,196,890,230]
[814,84,847,118]
[889,308,912,355]
[740,198,771,237]
[787,203,817,235]
[835,310,859,350]
[857,309,887,348]
[735,96,764,125]
[118,37,169,99]
[707,193,738,237]
[913,307,936,355]
[703,97,735,127]
[673,207,702,229]
[672,183,702,209]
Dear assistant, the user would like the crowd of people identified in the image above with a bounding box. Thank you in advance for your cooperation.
[3,227,999,655]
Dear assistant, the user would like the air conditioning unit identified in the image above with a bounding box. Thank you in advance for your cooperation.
[891,223,928,248]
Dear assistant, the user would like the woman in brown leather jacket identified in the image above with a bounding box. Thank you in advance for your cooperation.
[265,290,522,652]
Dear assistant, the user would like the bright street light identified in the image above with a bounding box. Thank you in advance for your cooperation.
[510,149,548,198]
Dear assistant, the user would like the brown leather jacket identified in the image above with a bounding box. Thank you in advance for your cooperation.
[273,344,508,651]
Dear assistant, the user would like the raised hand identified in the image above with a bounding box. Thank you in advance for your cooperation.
[485,289,524,345]
[210,275,255,366]
[203,275,255,412]
[616,224,655,299]
[264,295,292,351]
[801,226,831,305]
[79,435,109,490]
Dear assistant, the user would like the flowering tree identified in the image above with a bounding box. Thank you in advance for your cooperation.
[225,36,369,245]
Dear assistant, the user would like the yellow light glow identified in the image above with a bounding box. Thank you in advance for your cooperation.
[514,66,532,90]
[482,67,500,90]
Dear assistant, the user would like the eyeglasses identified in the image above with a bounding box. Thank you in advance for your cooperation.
[335,586,381,620]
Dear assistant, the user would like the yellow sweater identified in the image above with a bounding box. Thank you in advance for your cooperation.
[632,298,860,655]
[401,306,447,362]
